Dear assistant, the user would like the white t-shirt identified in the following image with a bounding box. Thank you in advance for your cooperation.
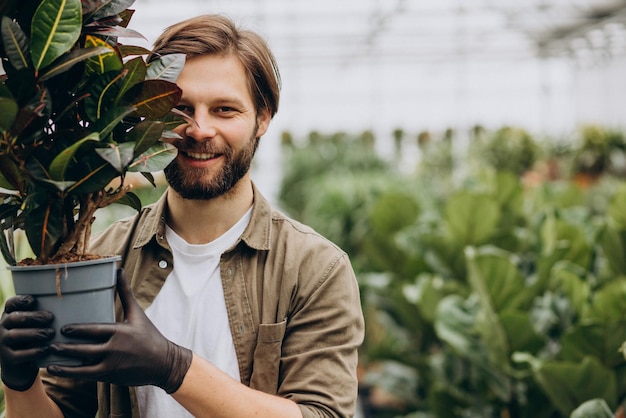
[136,207,253,418]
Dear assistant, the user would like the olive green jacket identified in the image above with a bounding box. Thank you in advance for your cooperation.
[42,184,364,418]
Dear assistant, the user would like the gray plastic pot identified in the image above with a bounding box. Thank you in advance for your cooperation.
[9,256,120,367]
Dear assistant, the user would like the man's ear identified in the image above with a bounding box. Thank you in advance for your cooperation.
[255,108,271,138]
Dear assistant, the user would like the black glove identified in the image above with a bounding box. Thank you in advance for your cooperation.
[0,295,54,391]
[47,269,193,394]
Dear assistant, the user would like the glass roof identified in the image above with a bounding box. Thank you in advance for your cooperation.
[129,0,626,139]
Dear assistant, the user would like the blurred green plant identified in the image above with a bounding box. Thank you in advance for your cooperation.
[279,128,626,418]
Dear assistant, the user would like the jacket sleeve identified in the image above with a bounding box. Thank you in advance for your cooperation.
[281,252,364,418]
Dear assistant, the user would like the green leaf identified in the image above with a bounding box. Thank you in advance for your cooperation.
[115,56,146,99]
[128,142,177,172]
[597,223,626,275]
[1,16,31,70]
[84,71,127,121]
[513,354,617,416]
[122,79,181,118]
[570,399,614,418]
[445,191,501,245]
[114,191,141,212]
[49,133,99,180]
[0,96,18,132]
[146,53,185,82]
[585,279,626,324]
[608,183,626,229]
[83,35,122,75]
[39,46,111,81]
[466,246,529,313]
[119,45,151,57]
[128,120,165,156]
[23,191,64,260]
[95,142,134,173]
[561,322,626,368]
[550,261,590,316]
[93,105,136,138]
[31,0,82,71]
[91,0,135,20]
[500,311,545,353]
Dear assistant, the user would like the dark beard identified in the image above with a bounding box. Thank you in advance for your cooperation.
[164,129,260,200]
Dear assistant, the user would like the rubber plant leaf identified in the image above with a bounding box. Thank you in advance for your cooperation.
[128,142,177,172]
[118,44,150,57]
[1,16,31,70]
[39,45,111,81]
[30,0,82,71]
[115,56,146,100]
[114,190,141,212]
[92,105,136,138]
[49,132,99,180]
[0,155,23,191]
[95,142,134,173]
[85,25,144,39]
[128,120,165,157]
[23,191,64,260]
[146,53,185,82]
[83,70,127,121]
[0,96,18,132]
[122,79,182,118]
[84,35,121,75]
[91,0,135,21]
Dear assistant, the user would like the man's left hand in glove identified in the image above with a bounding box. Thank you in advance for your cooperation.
[47,269,192,394]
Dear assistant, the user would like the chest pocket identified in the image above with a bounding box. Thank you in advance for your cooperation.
[249,320,287,394]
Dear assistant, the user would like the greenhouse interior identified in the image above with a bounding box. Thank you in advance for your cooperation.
[3,0,626,417]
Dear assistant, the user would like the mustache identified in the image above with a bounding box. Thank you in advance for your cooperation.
[171,137,225,154]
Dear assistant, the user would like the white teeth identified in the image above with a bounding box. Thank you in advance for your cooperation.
[186,151,216,160]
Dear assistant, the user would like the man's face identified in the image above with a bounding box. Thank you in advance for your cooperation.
[164,54,270,200]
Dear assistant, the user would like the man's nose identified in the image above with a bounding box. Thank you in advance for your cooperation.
[185,113,217,140]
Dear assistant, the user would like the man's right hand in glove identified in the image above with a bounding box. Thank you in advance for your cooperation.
[0,295,54,391]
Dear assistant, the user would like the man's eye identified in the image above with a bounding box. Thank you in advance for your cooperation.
[215,106,235,113]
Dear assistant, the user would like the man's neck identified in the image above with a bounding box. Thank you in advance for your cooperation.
[165,179,254,244]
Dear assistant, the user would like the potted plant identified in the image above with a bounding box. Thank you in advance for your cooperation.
[0,0,186,365]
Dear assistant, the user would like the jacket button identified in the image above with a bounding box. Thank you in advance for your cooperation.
[158,260,168,269]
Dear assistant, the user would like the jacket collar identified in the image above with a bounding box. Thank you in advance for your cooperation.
[132,182,272,251]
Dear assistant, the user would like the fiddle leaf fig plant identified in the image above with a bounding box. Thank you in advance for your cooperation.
[0,0,186,265]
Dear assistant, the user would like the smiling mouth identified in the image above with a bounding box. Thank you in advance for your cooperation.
[184,151,218,160]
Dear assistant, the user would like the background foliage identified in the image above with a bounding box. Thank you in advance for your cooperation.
[278,125,626,418]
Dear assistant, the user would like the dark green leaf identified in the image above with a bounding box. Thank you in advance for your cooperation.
[91,0,135,21]
[23,191,63,260]
[84,35,122,75]
[95,142,134,173]
[93,105,135,138]
[128,142,177,172]
[49,133,99,180]
[128,120,164,156]
[118,44,150,57]
[513,353,617,416]
[31,0,82,71]
[115,56,146,99]
[1,16,31,70]
[122,79,181,118]
[39,46,111,81]
[83,71,126,121]
[0,96,18,131]
[114,190,141,211]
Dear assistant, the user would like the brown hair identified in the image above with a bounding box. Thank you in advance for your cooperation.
[151,14,280,117]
